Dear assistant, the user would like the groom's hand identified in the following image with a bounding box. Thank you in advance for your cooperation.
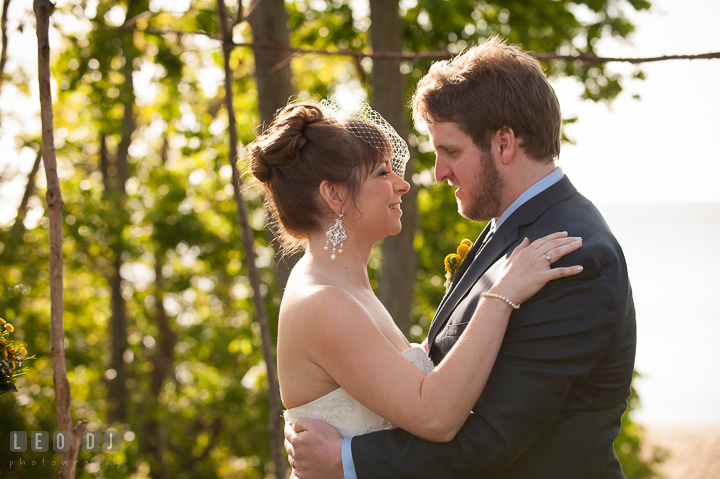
[285,417,344,479]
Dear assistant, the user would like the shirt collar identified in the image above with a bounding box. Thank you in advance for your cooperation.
[492,167,564,232]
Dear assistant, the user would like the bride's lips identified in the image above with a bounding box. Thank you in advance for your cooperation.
[389,202,402,213]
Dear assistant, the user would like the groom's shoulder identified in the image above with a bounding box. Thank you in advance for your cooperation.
[544,190,611,234]
[528,191,625,263]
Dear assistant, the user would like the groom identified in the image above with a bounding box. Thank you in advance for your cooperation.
[286,36,636,479]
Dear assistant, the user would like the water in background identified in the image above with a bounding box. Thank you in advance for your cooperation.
[597,203,720,426]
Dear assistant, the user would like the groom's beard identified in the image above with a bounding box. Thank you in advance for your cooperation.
[461,147,505,223]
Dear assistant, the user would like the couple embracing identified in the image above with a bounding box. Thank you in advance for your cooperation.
[247,36,636,479]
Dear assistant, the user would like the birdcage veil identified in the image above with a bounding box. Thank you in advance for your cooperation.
[320,98,410,178]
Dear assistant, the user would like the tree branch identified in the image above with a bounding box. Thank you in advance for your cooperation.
[128,22,720,66]
[232,41,720,64]
[0,0,11,94]
[34,1,88,477]
[11,149,42,233]
[216,1,286,477]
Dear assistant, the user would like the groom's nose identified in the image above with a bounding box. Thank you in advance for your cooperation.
[434,155,453,183]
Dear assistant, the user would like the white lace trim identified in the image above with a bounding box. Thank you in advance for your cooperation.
[290,397,354,425]
[361,417,395,434]
[406,353,434,376]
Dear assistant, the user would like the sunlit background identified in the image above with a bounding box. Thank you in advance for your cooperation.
[1,0,718,431]
[553,0,720,428]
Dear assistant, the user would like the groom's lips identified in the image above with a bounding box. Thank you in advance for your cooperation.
[389,202,402,211]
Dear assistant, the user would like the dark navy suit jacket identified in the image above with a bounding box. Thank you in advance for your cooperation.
[352,176,636,479]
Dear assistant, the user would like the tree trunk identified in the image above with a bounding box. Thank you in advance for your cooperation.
[0,0,11,93]
[11,149,42,233]
[217,2,286,477]
[34,1,87,477]
[145,252,175,479]
[106,10,137,424]
[247,0,299,289]
[370,0,417,335]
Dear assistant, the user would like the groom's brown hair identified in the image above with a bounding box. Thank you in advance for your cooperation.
[413,35,561,163]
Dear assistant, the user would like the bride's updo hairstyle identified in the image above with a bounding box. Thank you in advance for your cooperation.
[247,101,390,252]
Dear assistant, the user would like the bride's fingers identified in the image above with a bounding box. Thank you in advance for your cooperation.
[509,237,530,257]
[544,264,583,279]
[544,238,582,263]
[529,231,569,250]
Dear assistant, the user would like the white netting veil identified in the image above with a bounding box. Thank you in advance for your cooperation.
[320,98,410,178]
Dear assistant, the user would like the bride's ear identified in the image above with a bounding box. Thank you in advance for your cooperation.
[318,180,346,216]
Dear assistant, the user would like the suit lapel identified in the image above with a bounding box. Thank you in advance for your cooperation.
[428,224,518,345]
[427,176,578,347]
[434,223,492,316]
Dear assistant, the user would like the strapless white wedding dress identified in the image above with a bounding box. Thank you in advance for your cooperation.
[284,345,434,439]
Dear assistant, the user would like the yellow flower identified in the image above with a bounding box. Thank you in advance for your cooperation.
[444,239,475,290]
[0,318,5,325]
[11,361,16,370]
[4,323,13,333]
[19,347,27,356]
[6,346,14,354]
[2,350,7,360]
[444,253,461,271]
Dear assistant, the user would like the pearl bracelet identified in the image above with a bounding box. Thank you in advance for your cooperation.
[481,292,520,310]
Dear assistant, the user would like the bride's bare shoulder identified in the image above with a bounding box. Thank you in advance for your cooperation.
[282,282,361,316]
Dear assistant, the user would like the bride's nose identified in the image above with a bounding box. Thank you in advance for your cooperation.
[394,174,411,195]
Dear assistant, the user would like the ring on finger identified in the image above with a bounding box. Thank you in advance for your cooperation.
[545,254,552,262]
[291,457,296,469]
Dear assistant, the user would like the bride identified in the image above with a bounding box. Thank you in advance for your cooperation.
[247,100,582,471]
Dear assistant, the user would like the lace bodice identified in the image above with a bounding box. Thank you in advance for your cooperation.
[283,344,435,438]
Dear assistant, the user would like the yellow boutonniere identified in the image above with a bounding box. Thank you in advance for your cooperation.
[444,239,473,290]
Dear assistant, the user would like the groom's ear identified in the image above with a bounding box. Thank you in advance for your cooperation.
[318,180,346,216]
[494,126,517,165]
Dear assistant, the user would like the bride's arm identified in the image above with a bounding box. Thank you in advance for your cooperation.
[302,232,583,442]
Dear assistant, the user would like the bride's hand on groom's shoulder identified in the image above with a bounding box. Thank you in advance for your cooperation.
[284,417,344,479]
[491,232,584,306]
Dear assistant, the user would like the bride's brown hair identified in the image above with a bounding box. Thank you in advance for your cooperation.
[247,101,388,253]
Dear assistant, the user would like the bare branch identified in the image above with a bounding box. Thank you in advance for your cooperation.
[34,1,88,477]
[255,51,298,77]
[232,41,720,64]
[0,0,10,94]
[535,51,720,64]
[243,0,261,22]
[216,0,286,476]
[126,25,720,66]
[128,26,220,41]
[117,6,216,30]
[120,10,155,28]
[11,149,42,233]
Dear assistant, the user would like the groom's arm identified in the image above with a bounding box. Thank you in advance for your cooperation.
[350,247,633,478]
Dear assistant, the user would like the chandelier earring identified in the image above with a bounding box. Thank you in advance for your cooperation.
[324,213,347,260]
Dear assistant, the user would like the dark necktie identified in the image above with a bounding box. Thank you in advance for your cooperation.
[474,227,495,261]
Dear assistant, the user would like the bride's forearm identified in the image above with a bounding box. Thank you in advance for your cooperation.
[410,294,511,441]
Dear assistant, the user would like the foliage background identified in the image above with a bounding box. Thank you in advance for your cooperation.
[0,0,663,477]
